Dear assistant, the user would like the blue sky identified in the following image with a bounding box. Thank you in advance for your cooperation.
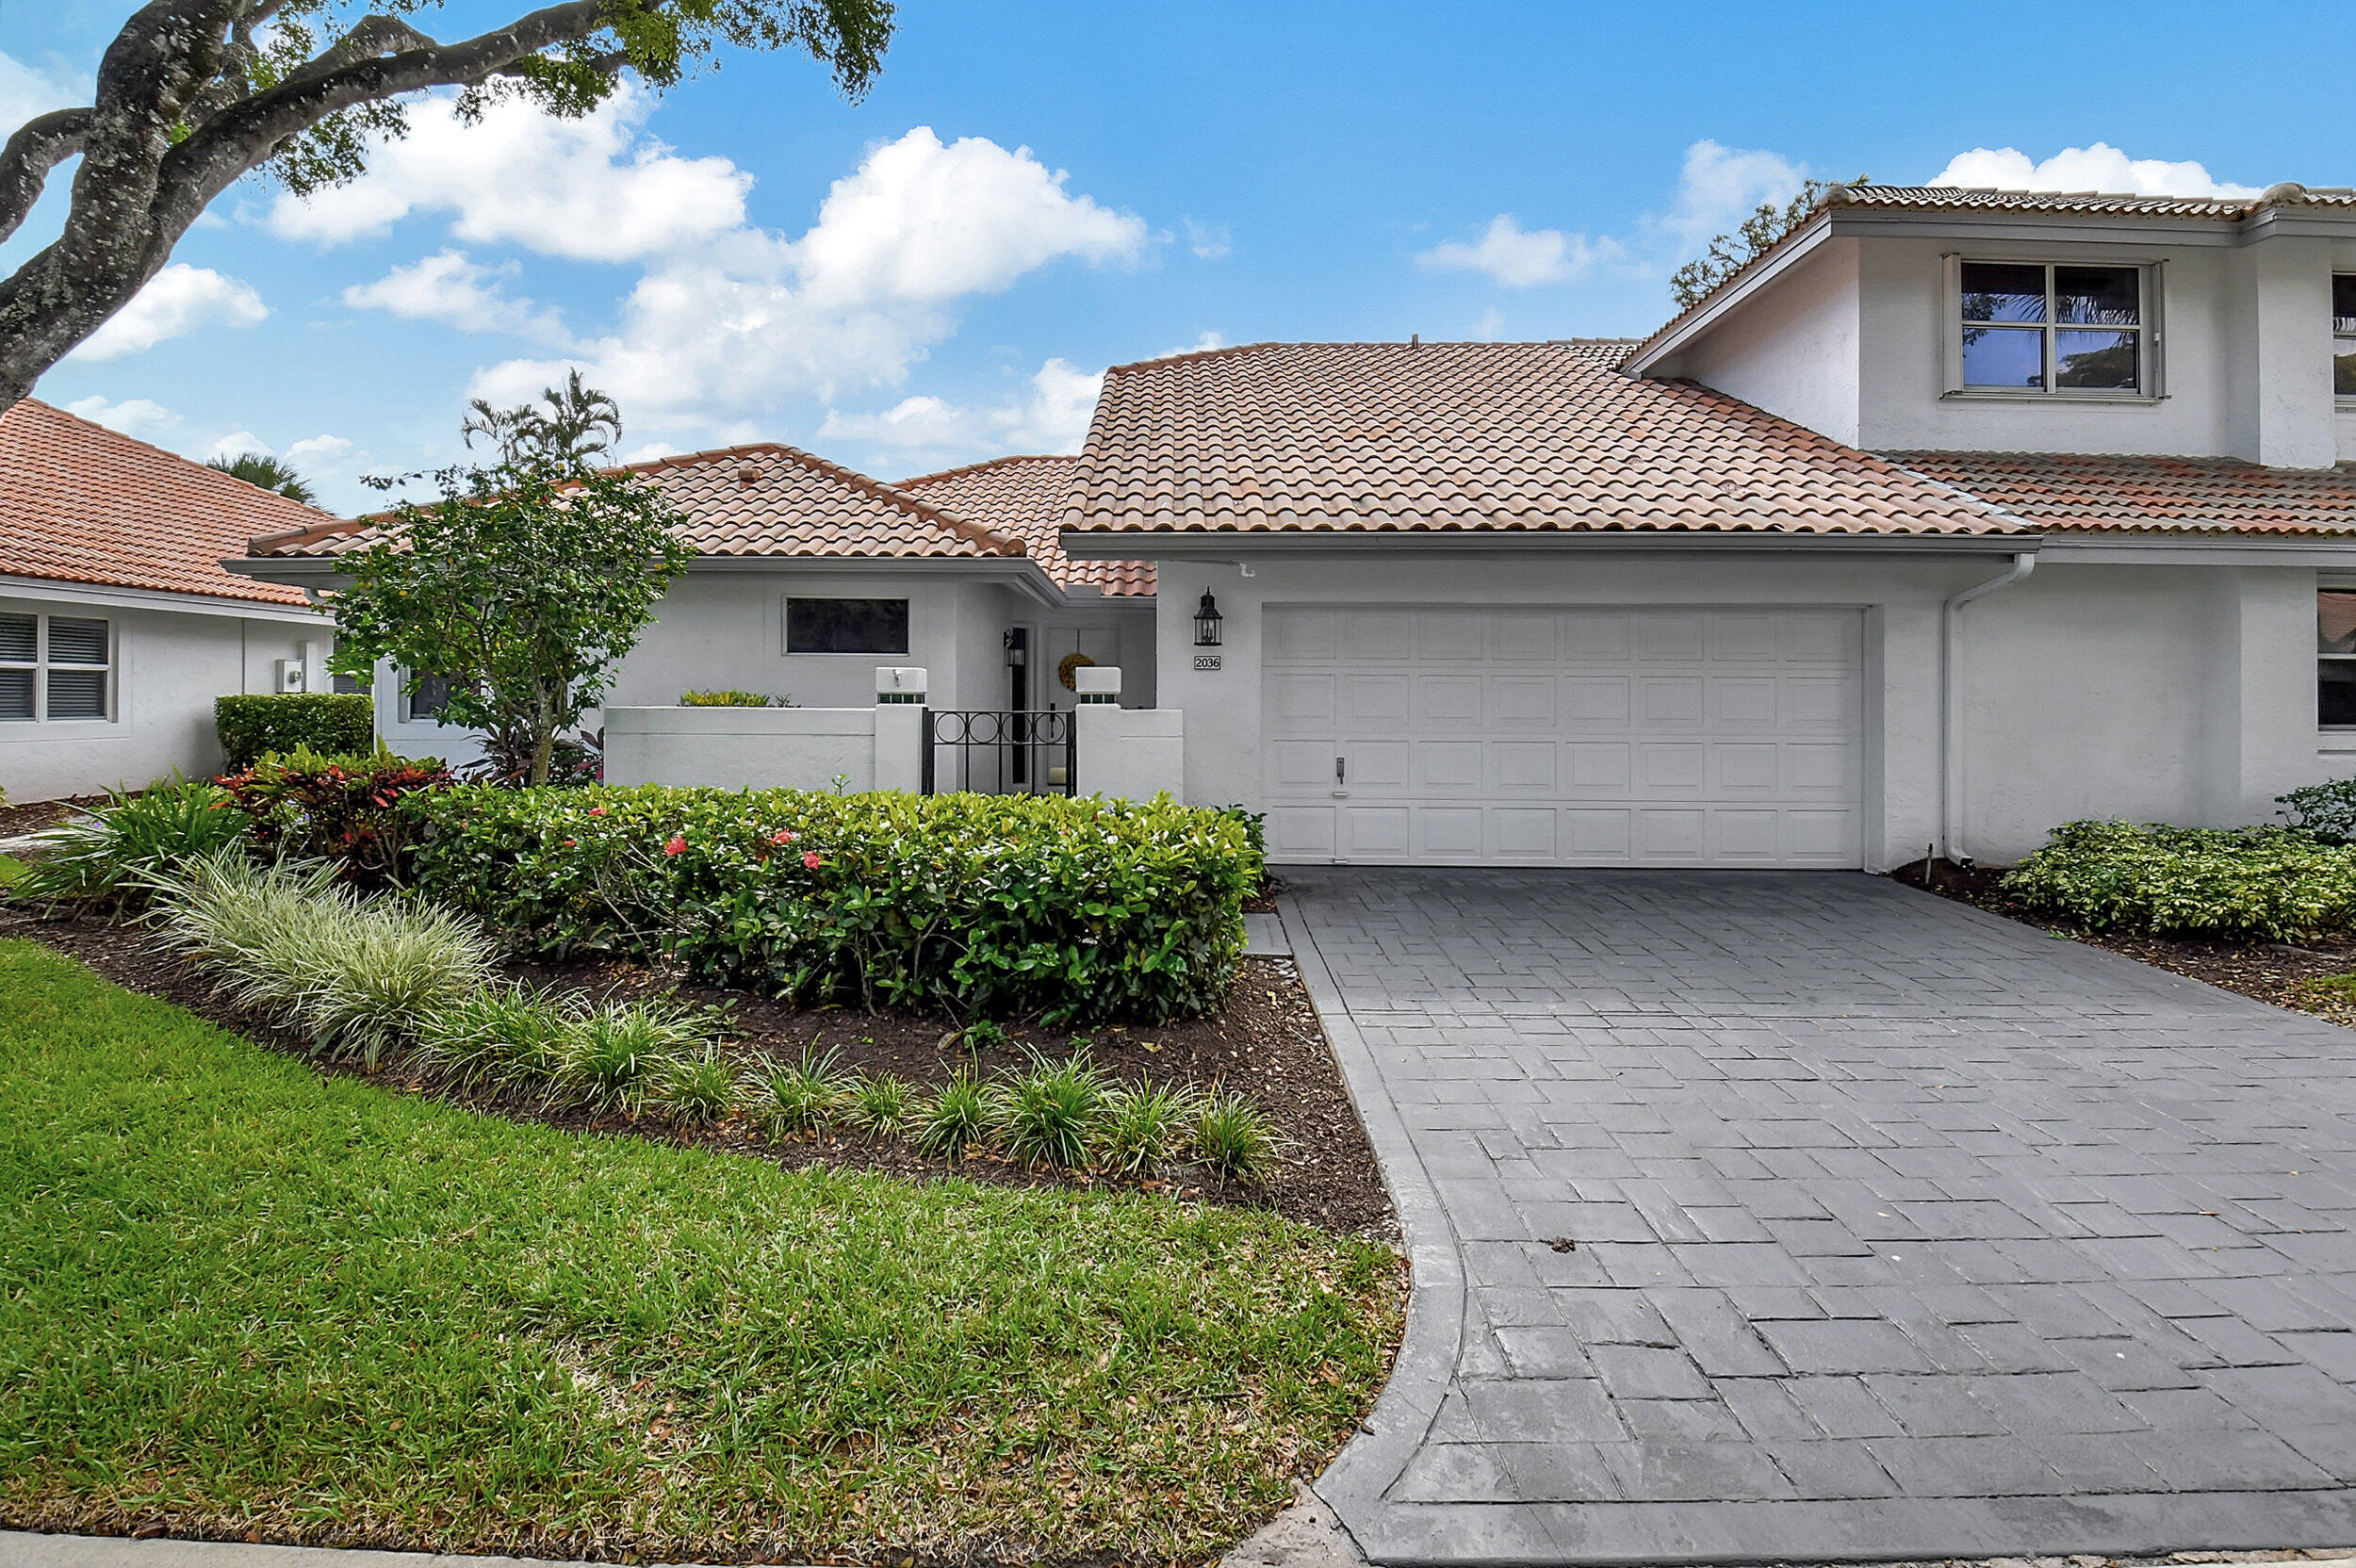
[1,0,2344,512]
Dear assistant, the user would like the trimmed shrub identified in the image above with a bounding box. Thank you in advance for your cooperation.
[2280,779,2356,845]
[9,778,249,911]
[215,693,376,767]
[401,785,1260,1022]
[679,689,793,707]
[217,746,452,882]
[2000,819,2356,940]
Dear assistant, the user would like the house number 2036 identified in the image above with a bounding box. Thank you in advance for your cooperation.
[1192,653,1223,672]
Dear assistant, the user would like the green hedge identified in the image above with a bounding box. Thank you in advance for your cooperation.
[215,693,376,767]
[402,786,1260,1022]
[2000,819,2356,939]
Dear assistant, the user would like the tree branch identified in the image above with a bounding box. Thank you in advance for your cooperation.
[0,109,94,248]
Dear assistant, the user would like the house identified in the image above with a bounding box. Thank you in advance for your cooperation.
[234,180,2356,873]
[0,399,334,802]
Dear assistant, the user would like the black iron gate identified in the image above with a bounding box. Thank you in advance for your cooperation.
[921,709,1076,795]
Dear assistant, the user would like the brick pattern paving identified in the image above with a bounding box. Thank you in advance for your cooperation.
[1291,868,2356,1562]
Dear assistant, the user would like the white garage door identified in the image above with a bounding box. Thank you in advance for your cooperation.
[1262,607,1863,868]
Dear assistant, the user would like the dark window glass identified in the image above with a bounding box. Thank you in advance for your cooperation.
[333,673,372,695]
[2053,266,2139,325]
[1960,262,2047,322]
[46,616,106,664]
[1961,325,2044,387]
[2338,351,2356,399]
[0,668,29,720]
[2324,662,2356,727]
[787,597,910,655]
[2335,275,2356,335]
[46,667,106,719]
[0,613,32,663]
[2054,330,2139,390]
[405,672,460,723]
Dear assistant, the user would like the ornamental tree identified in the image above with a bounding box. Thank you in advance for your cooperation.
[0,0,892,409]
[327,457,694,785]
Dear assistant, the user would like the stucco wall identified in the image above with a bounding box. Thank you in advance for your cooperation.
[1150,548,2347,871]
[0,590,327,802]
[1673,240,1863,446]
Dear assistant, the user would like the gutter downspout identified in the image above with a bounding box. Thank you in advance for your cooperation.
[1940,551,2037,867]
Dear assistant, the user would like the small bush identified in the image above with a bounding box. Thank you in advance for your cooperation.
[413,983,571,1091]
[1098,1082,1205,1177]
[151,855,493,1069]
[679,689,793,707]
[996,1053,1109,1171]
[2000,819,2356,939]
[403,785,1260,1022]
[2280,779,2356,845]
[657,1046,738,1130]
[216,693,376,768]
[1191,1091,1279,1183]
[554,1000,703,1117]
[10,778,248,911]
[843,1071,916,1137]
[744,1047,851,1141]
[217,746,452,882]
[911,1068,991,1161]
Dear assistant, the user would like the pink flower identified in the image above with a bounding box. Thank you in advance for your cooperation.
[588,806,607,818]
[564,838,578,847]
[663,835,687,858]
[802,850,823,871]
[770,829,793,846]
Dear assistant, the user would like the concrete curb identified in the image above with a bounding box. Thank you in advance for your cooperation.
[1280,900,1468,1560]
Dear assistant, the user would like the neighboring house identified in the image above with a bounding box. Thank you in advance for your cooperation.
[238,445,1158,759]
[0,399,333,802]
[232,181,2356,873]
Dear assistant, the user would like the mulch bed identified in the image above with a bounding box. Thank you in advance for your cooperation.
[0,794,109,841]
[0,906,1398,1243]
[1893,857,2356,1030]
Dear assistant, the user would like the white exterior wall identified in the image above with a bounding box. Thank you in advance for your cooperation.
[1676,240,1863,446]
[0,587,329,802]
[603,705,880,791]
[1151,549,2351,871]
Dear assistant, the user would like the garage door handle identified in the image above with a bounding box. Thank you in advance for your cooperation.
[1332,755,1348,798]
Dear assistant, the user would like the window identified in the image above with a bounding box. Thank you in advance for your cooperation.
[2334,276,2356,399]
[2322,590,2356,727]
[1956,260,2148,395]
[0,611,111,722]
[401,671,464,723]
[787,596,908,655]
[333,672,372,696]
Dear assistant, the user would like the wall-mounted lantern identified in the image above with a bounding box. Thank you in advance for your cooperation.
[1002,629,1026,667]
[1194,591,1224,647]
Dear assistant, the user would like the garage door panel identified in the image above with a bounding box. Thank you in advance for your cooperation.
[1264,606,1861,869]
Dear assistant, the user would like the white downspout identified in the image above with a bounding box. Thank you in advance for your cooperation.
[1940,551,2037,867]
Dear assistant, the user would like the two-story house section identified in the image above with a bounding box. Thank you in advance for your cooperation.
[1056,186,2356,873]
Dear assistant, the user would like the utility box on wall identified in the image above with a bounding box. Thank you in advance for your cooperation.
[272,659,306,694]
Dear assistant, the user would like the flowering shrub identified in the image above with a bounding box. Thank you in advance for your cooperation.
[402,785,1261,1021]
[2000,819,2356,939]
[218,745,453,883]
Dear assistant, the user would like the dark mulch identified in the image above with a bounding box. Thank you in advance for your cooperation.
[0,794,109,840]
[1893,857,2356,1030]
[0,906,1398,1243]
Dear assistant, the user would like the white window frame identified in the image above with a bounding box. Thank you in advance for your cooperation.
[2321,580,2356,733]
[0,608,115,725]
[2333,274,2356,407]
[1942,254,2165,401]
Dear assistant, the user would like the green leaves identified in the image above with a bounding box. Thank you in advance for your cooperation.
[2002,818,2356,939]
[401,785,1261,1022]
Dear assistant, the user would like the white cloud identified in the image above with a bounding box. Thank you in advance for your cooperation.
[63,395,177,439]
[286,433,354,462]
[621,440,680,464]
[342,250,571,344]
[1471,307,1505,341]
[206,431,270,461]
[1924,143,2261,200]
[68,264,268,361]
[1183,217,1232,260]
[0,49,83,139]
[1419,214,1619,287]
[470,127,1149,431]
[818,356,1103,466]
[263,81,750,262]
[1653,139,1810,252]
[1153,330,1227,359]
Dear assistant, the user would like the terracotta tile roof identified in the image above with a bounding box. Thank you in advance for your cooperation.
[253,441,1027,563]
[0,398,320,607]
[1060,340,2027,537]
[898,455,1154,596]
[1885,451,2356,536]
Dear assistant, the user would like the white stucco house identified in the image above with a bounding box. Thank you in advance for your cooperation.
[236,180,2356,872]
[0,399,335,802]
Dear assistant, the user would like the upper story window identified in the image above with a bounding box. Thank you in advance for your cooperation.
[2333,276,2356,399]
[1954,261,2150,397]
[0,610,112,723]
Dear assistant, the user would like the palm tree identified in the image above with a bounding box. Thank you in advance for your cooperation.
[206,451,316,505]
[462,369,624,467]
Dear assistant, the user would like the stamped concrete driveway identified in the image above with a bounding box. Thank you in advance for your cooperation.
[1285,868,2356,1566]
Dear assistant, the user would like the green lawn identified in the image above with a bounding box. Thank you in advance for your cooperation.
[0,939,1402,1562]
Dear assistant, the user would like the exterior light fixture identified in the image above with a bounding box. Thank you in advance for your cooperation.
[1194,591,1224,647]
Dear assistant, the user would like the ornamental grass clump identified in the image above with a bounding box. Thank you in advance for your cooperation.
[11,778,250,912]
[656,1045,738,1130]
[996,1053,1110,1171]
[743,1046,853,1141]
[1097,1082,1206,1178]
[843,1070,916,1137]
[911,1068,991,1161]
[412,982,572,1092]
[1191,1092,1281,1183]
[2001,819,2356,939]
[553,999,705,1117]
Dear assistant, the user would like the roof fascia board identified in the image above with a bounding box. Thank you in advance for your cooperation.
[1825,209,2246,250]
[2240,208,2356,241]
[0,573,328,623]
[1620,213,1834,375]
[1060,530,2039,559]
[682,553,1068,607]
[2035,536,2356,564]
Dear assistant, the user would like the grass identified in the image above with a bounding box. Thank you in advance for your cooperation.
[0,854,24,890]
[0,939,1401,1562]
